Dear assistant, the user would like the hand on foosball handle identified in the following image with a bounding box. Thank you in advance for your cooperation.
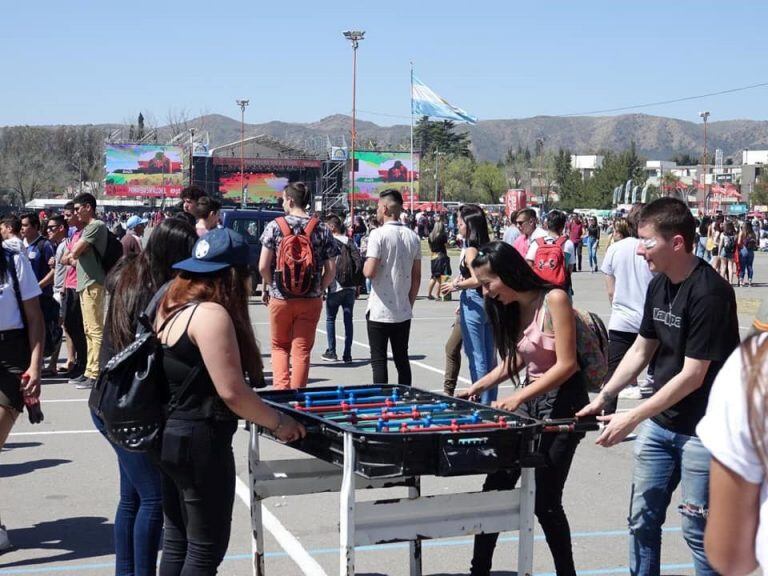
[491,394,522,413]
[272,412,307,444]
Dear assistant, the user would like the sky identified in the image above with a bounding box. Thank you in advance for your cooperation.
[2,0,767,127]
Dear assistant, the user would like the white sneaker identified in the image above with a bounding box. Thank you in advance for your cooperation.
[618,386,643,400]
[0,525,12,554]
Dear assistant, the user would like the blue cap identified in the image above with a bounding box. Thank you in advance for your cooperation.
[126,215,148,229]
[173,228,250,274]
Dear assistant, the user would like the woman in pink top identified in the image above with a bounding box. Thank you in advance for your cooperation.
[457,240,588,576]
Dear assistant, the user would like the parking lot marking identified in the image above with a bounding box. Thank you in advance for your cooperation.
[315,327,472,385]
[234,476,328,576]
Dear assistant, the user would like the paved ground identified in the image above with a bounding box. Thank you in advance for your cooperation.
[2,249,765,576]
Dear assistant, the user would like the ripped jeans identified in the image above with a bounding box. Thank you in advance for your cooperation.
[628,420,714,576]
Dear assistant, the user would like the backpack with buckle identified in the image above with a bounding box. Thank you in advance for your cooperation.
[274,216,319,298]
[532,236,569,288]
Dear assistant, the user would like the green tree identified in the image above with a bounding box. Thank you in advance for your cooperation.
[442,156,474,201]
[751,180,768,207]
[503,144,532,188]
[471,162,507,204]
[0,126,69,205]
[413,116,472,158]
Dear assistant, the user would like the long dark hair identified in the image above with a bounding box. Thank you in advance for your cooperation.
[108,218,197,350]
[471,241,557,385]
[161,266,263,383]
[459,204,490,249]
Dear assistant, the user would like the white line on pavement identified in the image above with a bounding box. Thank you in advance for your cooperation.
[9,429,99,436]
[234,476,328,576]
[315,327,472,386]
[38,398,89,403]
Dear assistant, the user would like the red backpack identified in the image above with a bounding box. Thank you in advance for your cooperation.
[532,236,569,288]
[274,216,319,298]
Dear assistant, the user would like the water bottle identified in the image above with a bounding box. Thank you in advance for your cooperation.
[21,373,44,425]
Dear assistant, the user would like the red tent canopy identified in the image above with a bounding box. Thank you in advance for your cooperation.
[413,202,447,212]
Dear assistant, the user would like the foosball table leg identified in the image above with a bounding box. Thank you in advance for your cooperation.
[249,426,266,576]
[517,466,536,576]
[340,431,356,576]
[407,478,422,576]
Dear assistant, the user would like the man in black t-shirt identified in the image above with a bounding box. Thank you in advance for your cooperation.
[578,197,738,576]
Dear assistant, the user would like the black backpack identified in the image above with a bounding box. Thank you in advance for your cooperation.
[88,288,201,452]
[335,239,363,288]
[95,228,124,274]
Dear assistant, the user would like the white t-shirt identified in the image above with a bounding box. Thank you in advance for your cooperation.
[366,221,421,323]
[502,225,520,245]
[697,338,768,571]
[600,237,654,333]
[525,235,576,268]
[0,251,43,331]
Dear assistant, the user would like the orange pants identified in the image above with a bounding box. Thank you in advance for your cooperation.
[268,297,323,389]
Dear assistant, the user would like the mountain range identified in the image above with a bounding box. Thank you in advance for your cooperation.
[8,113,768,163]
[184,113,768,163]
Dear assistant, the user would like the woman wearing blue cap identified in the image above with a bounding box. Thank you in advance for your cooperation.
[154,227,305,575]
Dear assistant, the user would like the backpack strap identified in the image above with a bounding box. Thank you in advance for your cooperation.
[136,281,172,335]
[303,216,319,237]
[555,236,568,248]
[535,237,546,248]
[4,249,28,330]
[276,217,292,238]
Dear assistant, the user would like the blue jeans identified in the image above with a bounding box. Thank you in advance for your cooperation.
[91,412,163,576]
[739,247,754,281]
[586,237,598,270]
[459,289,497,404]
[695,237,711,262]
[325,288,355,358]
[628,420,715,576]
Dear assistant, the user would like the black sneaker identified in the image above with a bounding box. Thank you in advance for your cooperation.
[68,374,88,386]
[342,355,352,363]
[320,351,338,362]
[75,377,95,390]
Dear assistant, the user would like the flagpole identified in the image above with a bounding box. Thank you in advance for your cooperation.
[410,62,415,214]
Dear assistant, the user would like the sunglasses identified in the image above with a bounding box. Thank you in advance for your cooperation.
[639,237,658,249]
[46,225,59,231]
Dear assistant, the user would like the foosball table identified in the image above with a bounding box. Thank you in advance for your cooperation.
[248,385,595,576]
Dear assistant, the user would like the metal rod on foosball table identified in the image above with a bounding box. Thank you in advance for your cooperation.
[297,386,384,399]
[298,400,452,415]
[386,419,510,433]
[340,431,356,576]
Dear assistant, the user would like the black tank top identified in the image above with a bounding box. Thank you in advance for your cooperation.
[161,304,237,422]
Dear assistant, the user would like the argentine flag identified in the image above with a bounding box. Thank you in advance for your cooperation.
[411,75,477,124]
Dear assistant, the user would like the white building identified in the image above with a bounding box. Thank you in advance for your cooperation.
[743,150,768,165]
[570,155,603,179]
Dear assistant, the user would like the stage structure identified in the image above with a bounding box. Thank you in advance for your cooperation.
[351,150,420,205]
[195,135,344,211]
[104,144,185,198]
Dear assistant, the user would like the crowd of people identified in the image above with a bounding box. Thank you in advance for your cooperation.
[0,184,765,575]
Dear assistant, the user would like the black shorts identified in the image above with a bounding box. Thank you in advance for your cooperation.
[0,330,30,413]
[430,254,452,279]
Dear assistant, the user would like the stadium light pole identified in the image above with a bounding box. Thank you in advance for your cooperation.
[343,30,364,223]
[699,111,710,212]
[236,99,250,207]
